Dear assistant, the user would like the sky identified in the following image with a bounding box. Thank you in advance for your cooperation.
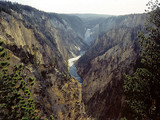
[8,0,149,15]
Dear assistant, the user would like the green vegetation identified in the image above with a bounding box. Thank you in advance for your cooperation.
[0,41,56,119]
[124,0,160,119]
[0,41,38,120]
[0,1,36,14]
[49,115,55,120]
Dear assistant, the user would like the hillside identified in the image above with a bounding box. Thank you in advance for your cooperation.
[0,1,88,119]
[0,1,150,120]
[76,14,146,119]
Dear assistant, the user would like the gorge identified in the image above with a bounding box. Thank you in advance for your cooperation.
[68,51,85,84]
[0,1,147,120]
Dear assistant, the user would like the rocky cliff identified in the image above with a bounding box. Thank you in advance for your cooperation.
[75,14,112,45]
[0,1,88,119]
[76,14,146,119]
[0,1,149,119]
[0,2,88,62]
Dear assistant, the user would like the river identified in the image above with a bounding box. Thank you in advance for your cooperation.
[68,52,85,84]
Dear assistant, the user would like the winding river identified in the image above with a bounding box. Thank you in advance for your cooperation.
[68,52,85,84]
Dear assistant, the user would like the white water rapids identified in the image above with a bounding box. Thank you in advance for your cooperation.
[68,52,85,84]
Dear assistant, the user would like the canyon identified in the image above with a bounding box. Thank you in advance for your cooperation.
[0,1,147,120]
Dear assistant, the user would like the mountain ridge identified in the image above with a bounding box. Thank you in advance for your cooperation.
[0,1,148,119]
[0,1,89,119]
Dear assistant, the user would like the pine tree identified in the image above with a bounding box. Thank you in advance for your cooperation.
[0,41,38,120]
[124,0,160,119]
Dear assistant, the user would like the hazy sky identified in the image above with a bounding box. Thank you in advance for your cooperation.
[9,0,148,15]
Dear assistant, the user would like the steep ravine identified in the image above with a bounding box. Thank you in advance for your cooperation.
[0,2,89,119]
[68,51,85,84]
[76,14,146,120]
[0,2,149,120]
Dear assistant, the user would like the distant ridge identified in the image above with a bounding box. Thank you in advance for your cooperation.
[71,13,113,18]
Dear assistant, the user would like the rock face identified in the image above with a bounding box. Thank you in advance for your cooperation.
[76,14,112,46]
[0,42,85,119]
[76,14,146,119]
[0,2,149,119]
[0,2,88,119]
[0,2,88,64]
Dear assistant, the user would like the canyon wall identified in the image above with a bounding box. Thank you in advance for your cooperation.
[76,14,146,119]
[0,2,88,119]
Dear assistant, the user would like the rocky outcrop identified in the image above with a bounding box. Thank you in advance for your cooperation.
[0,39,86,119]
[76,14,112,45]
[0,2,88,63]
[0,2,89,119]
[82,14,147,46]
[99,14,146,33]
[32,64,85,119]
[0,37,85,119]
[76,14,146,119]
